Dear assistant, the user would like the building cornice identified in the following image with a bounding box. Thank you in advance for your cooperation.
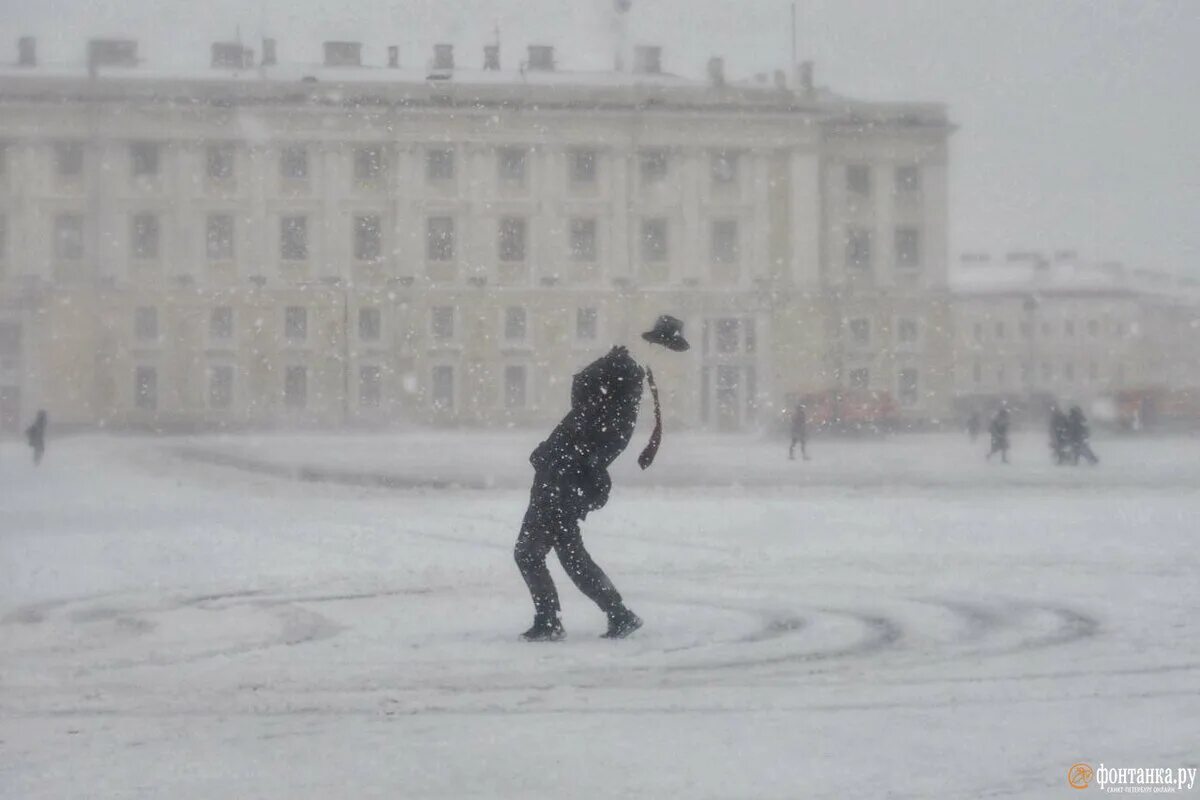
[0,73,949,130]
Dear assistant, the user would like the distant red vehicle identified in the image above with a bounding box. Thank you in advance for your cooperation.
[799,389,899,432]
[1116,387,1200,429]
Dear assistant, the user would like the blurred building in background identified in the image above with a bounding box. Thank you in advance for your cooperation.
[3,35,951,431]
[951,251,1200,426]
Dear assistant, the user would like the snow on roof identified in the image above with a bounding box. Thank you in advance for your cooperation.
[0,59,756,90]
[0,61,945,122]
[950,257,1192,298]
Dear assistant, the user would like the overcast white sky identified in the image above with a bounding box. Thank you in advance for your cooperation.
[2,0,1198,276]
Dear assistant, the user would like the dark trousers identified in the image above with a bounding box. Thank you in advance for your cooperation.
[514,473,623,620]
[1072,442,1098,465]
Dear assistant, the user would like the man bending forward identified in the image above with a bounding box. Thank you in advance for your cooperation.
[514,315,689,641]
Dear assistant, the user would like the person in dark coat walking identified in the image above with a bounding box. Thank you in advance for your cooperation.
[789,403,810,461]
[1049,405,1071,465]
[1067,405,1099,465]
[985,407,1010,463]
[514,315,690,642]
[25,409,47,466]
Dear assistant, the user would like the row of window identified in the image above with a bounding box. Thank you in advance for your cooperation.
[970,360,1125,386]
[31,141,774,190]
[130,304,602,347]
[129,362,529,413]
[845,163,923,198]
[845,227,922,270]
[970,318,1129,341]
[36,212,759,267]
[426,364,531,412]
[845,317,922,348]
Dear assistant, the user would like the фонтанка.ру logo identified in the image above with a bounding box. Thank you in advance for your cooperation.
[1068,762,1198,792]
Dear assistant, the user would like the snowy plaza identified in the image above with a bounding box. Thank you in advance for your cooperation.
[3,430,1198,798]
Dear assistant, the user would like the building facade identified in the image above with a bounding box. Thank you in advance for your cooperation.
[950,253,1200,419]
[0,38,954,432]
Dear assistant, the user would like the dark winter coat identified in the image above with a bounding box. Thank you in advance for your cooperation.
[1050,409,1070,453]
[791,407,807,439]
[1051,410,1069,441]
[989,411,1010,448]
[1067,409,1090,444]
[25,412,46,450]
[530,346,644,515]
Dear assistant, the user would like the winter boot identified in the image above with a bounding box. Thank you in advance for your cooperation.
[520,615,565,642]
[602,607,643,639]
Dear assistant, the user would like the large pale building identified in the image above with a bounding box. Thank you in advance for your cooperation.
[0,36,954,432]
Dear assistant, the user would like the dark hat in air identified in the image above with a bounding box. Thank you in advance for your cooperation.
[641,315,690,352]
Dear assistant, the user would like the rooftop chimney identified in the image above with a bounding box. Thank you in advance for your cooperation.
[87,39,138,68]
[527,45,555,71]
[484,44,500,70]
[262,37,277,66]
[433,43,454,70]
[387,45,399,68]
[17,36,36,67]
[323,41,362,67]
[706,57,725,87]
[633,45,662,74]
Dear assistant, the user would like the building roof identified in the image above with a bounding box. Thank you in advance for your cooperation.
[951,256,1199,300]
[0,58,948,124]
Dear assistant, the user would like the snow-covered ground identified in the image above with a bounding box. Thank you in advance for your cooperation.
[2,431,1198,798]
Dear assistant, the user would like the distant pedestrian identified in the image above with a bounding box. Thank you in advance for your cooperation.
[789,404,810,461]
[985,407,1010,463]
[1049,405,1071,465]
[25,409,47,466]
[966,412,981,442]
[1067,406,1099,465]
